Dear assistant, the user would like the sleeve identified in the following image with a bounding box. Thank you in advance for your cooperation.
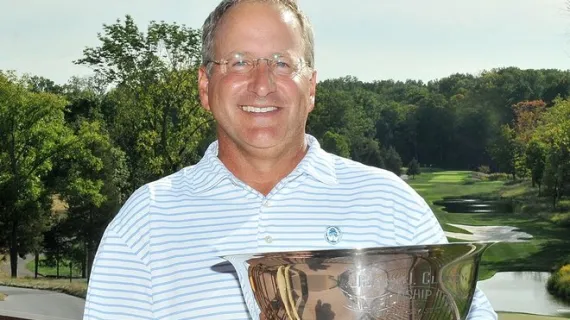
[83,186,154,320]
[82,229,154,320]
[413,205,498,320]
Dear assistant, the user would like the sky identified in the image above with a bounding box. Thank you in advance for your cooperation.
[2,0,570,85]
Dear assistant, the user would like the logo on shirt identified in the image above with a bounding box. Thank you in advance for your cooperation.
[325,226,342,244]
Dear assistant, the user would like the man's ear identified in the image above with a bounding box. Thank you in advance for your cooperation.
[198,66,210,111]
[308,69,317,112]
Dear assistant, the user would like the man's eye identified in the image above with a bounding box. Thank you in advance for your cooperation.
[275,61,291,69]
[232,60,250,67]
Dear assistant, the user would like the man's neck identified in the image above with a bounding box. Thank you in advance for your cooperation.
[217,138,308,195]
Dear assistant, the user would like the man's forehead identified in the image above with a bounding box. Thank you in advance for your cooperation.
[216,1,301,30]
[213,3,304,56]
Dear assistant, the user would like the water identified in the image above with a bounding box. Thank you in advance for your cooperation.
[433,197,513,214]
[477,271,570,317]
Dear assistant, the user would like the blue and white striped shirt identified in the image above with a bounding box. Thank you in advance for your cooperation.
[83,134,497,320]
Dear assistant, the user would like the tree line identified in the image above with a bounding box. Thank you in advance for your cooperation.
[1,15,569,279]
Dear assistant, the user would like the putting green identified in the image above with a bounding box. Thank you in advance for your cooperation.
[429,176,465,183]
[427,171,468,183]
[432,171,471,175]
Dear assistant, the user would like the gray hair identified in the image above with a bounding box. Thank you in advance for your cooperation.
[201,0,315,74]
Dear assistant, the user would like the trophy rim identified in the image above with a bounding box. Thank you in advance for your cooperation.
[220,240,500,260]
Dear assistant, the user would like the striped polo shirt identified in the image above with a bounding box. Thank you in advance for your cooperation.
[83,134,497,320]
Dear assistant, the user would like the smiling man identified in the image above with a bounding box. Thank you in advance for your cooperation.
[82,1,498,319]
[198,1,317,197]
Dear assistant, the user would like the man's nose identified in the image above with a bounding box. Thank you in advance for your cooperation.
[247,59,276,97]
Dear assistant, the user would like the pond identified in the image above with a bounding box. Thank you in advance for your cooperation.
[433,197,514,214]
[477,271,570,317]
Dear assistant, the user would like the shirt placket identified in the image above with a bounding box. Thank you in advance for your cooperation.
[258,196,273,249]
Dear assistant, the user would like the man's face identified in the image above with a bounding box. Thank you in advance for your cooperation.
[199,2,317,154]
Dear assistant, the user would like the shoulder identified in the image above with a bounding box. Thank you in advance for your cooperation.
[331,153,409,191]
[329,153,429,211]
[106,167,191,235]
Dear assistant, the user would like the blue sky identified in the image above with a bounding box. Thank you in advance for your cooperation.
[2,0,570,84]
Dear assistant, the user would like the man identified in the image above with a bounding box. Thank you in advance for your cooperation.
[83,0,498,319]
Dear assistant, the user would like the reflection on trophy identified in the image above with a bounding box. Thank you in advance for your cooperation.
[223,241,495,320]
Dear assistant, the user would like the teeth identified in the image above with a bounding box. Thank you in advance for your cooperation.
[241,105,278,113]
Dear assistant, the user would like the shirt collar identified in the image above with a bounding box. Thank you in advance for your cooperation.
[186,134,338,194]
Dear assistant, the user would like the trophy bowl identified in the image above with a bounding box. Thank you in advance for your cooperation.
[222,241,496,320]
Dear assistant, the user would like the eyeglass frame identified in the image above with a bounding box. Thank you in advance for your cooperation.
[206,52,309,77]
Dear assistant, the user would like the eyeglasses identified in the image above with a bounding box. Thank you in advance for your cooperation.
[208,52,305,77]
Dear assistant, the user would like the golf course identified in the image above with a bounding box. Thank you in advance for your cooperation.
[406,169,570,319]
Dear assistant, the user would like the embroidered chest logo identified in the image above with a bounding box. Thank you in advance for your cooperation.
[325,226,342,244]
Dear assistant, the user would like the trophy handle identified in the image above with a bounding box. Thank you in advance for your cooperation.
[277,265,299,320]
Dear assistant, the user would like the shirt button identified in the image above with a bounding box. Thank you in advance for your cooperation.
[263,200,271,207]
[264,235,273,243]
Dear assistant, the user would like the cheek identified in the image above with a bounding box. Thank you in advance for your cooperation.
[210,78,241,104]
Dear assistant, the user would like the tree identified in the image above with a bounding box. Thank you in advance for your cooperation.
[321,131,350,158]
[0,72,76,277]
[532,98,570,207]
[542,146,569,208]
[75,15,213,190]
[525,139,546,192]
[407,158,420,179]
[512,100,547,143]
[488,124,517,178]
[56,120,128,280]
[384,146,403,176]
[357,139,385,168]
[414,93,455,167]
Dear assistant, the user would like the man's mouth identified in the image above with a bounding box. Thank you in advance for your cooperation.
[240,105,279,113]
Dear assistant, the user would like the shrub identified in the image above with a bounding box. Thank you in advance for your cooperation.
[406,158,420,178]
[384,146,402,176]
[551,213,570,228]
[547,264,570,302]
[471,171,488,181]
[478,165,491,174]
[488,173,510,181]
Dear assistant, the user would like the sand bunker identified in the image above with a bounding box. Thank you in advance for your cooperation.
[445,223,533,242]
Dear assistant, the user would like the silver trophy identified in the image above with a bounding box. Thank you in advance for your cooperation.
[222,241,495,320]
